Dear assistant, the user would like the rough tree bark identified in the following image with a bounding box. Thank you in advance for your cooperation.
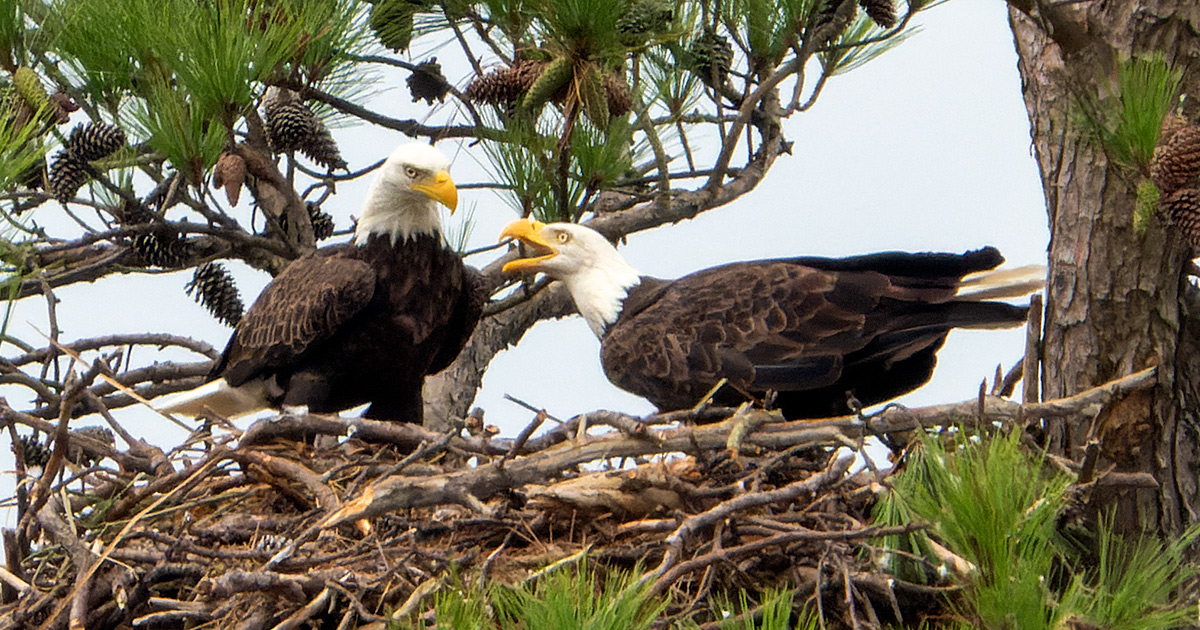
[1008,1,1200,534]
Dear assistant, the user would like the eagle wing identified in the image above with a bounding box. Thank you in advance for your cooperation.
[600,247,1023,415]
[600,262,886,410]
[218,251,377,386]
[426,265,487,375]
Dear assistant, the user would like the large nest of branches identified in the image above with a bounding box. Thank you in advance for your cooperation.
[0,364,1157,630]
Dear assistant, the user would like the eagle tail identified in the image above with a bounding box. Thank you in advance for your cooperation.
[956,264,1045,301]
[154,378,272,419]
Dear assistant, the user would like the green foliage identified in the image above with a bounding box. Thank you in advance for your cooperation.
[431,584,491,630]
[819,15,914,76]
[1078,55,1182,172]
[1059,519,1200,630]
[716,588,815,630]
[483,113,636,222]
[131,82,225,184]
[480,0,534,43]
[903,430,1070,629]
[0,0,24,65]
[0,104,49,192]
[482,121,556,218]
[878,429,1200,630]
[725,0,815,67]
[641,49,702,119]
[1133,177,1160,233]
[531,0,626,63]
[492,562,667,630]
[50,0,365,174]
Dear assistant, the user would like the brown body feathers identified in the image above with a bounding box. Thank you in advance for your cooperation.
[212,234,484,423]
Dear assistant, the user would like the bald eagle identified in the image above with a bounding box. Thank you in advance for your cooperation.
[500,219,1041,419]
[159,143,485,423]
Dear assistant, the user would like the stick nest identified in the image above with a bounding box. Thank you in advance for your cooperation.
[2,365,1158,629]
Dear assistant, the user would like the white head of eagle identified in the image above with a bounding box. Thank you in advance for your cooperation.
[500,219,641,337]
[356,142,458,245]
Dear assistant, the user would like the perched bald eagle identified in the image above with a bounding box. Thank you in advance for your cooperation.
[159,143,484,423]
[500,219,1041,419]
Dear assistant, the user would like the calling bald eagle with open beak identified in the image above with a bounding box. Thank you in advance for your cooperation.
[500,218,559,273]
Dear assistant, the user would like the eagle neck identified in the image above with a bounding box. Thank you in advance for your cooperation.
[564,259,642,338]
[355,179,442,246]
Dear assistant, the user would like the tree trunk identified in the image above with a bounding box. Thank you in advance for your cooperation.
[1008,1,1200,534]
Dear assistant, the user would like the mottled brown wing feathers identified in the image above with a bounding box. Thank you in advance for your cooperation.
[427,264,487,374]
[603,263,863,410]
[220,252,376,385]
[600,250,1024,416]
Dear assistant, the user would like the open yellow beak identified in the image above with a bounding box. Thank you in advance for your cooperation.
[411,169,458,212]
[499,218,558,273]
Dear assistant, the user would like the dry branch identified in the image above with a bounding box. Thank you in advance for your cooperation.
[0,367,1156,629]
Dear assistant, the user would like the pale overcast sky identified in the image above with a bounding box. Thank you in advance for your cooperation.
[0,1,1047,517]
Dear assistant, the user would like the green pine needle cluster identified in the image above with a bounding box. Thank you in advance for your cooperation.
[48,0,365,178]
[713,588,817,630]
[483,115,637,222]
[726,0,816,67]
[875,428,1199,630]
[820,15,914,76]
[387,560,670,630]
[1077,55,1182,172]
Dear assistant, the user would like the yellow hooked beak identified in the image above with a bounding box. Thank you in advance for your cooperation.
[499,218,558,273]
[411,169,458,212]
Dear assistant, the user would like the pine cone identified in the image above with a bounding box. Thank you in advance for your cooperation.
[859,0,896,28]
[12,67,48,116]
[604,72,632,118]
[48,150,88,201]
[617,0,674,46]
[132,230,190,268]
[115,198,155,225]
[66,122,126,162]
[16,434,50,467]
[687,30,733,87]
[308,202,335,240]
[213,152,247,206]
[300,118,347,170]
[1163,188,1200,251]
[1160,113,1189,143]
[263,100,317,154]
[186,262,244,327]
[407,58,450,105]
[465,60,546,106]
[1151,123,1200,195]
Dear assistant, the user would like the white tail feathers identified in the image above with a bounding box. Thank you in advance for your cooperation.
[957,264,1045,301]
[154,378,272,419]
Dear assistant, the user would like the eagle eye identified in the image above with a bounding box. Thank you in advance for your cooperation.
[405,166,418,178]
[556,231,570,244]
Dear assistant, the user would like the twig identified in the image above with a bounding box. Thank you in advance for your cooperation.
[648,454,853,584]
[497,410,547,468]
[271,587,332,630]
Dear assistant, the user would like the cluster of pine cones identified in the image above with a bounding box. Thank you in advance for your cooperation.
[48,122,126,202]
[1151,114,1200,251]
[465,58,633,122]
